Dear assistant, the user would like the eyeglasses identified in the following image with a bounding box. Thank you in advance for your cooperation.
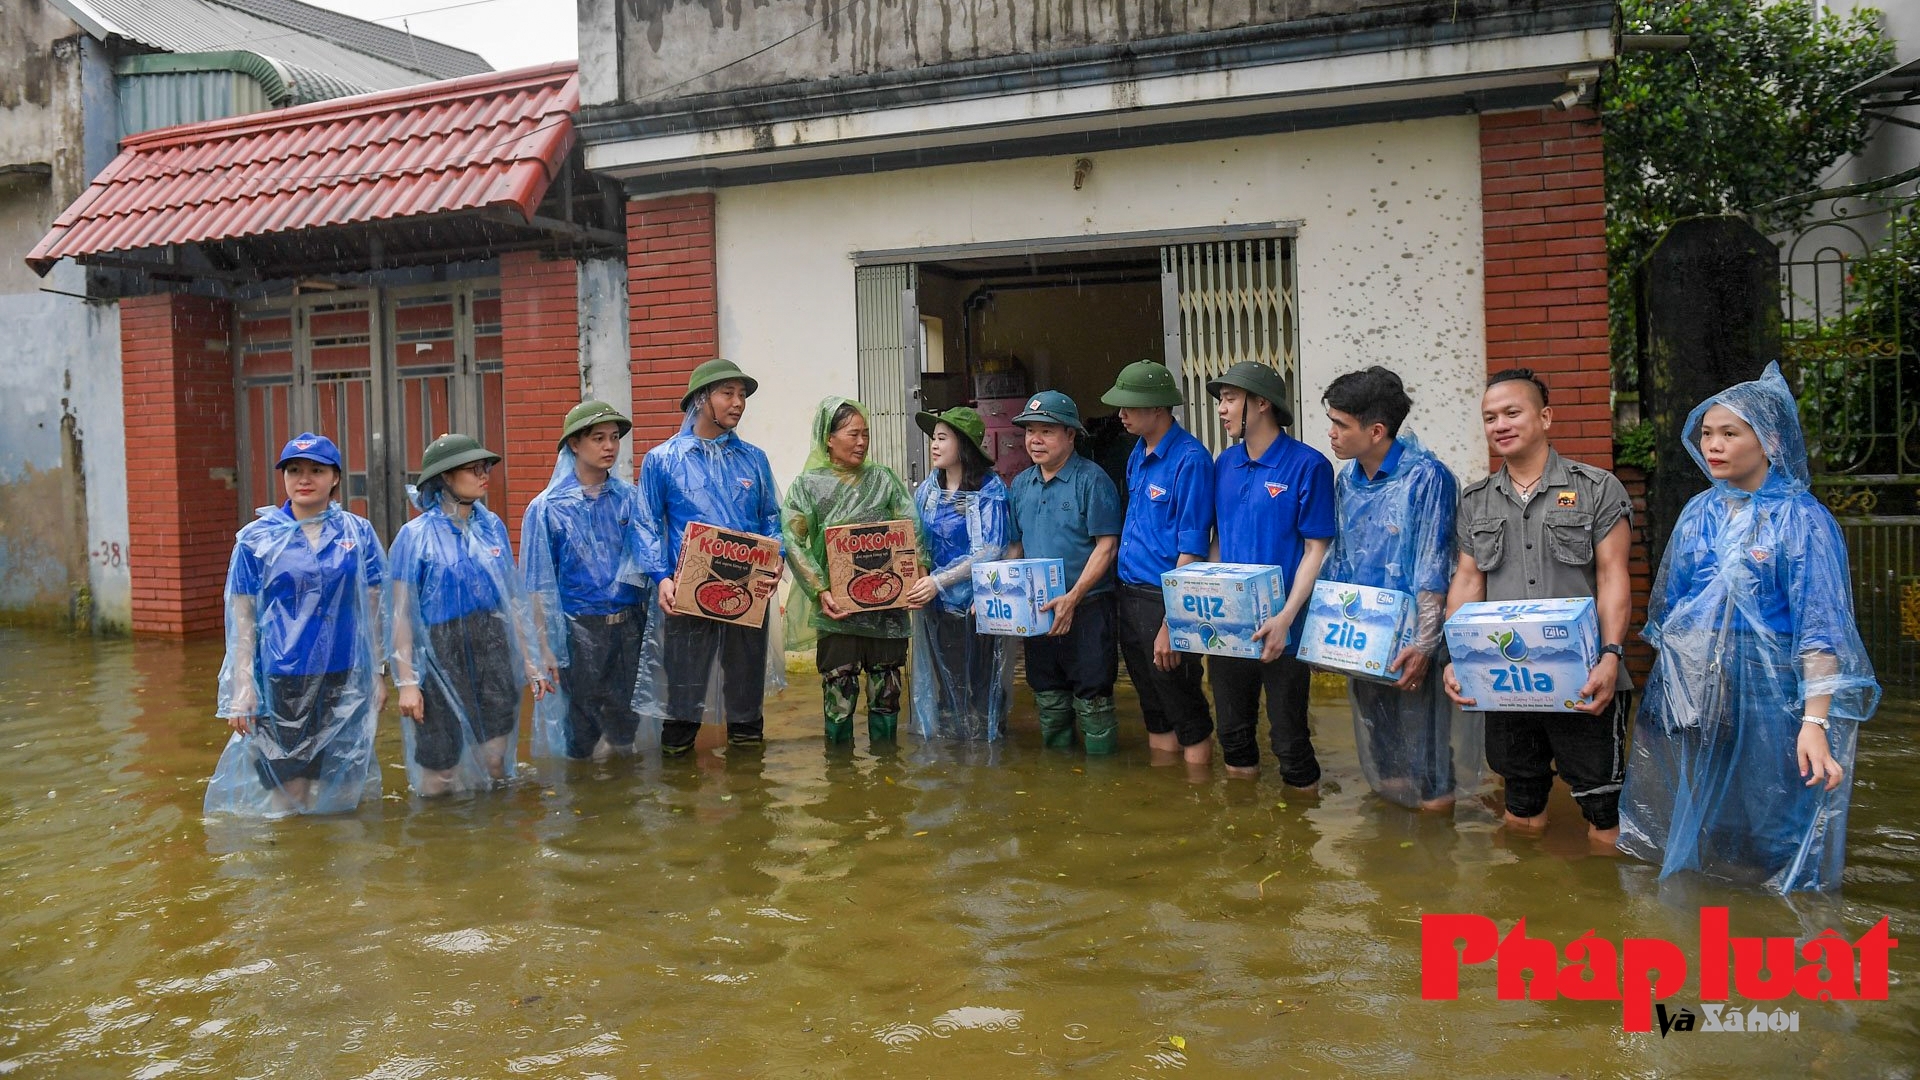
[456,462,494,476]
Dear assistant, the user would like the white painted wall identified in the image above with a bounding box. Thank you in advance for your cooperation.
[711,114,1489,495]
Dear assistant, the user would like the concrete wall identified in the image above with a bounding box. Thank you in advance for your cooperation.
[596,0,1432,105]
[709,114,1489,493]
[1821,0,1920,208]
[0,2,131,630]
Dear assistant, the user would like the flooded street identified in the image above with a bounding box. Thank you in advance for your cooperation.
[1,624,1915,1078]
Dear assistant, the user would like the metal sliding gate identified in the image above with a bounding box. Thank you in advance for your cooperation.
[234,281,506,543]
[1161,237,1300,451]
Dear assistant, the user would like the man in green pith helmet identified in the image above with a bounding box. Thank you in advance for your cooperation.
[521,400,649,763]
[637,358,783,756]
[1102,361,1216,768]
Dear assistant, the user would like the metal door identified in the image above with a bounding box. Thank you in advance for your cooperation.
[855,263,924,483]
[1161,238,1299,452]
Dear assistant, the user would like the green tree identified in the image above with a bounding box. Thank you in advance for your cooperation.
[1604,0,1892,383]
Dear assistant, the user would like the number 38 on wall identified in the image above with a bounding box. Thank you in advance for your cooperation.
[91,541,127,569]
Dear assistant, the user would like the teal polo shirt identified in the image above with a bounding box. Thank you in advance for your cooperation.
[1008,453,1122,595]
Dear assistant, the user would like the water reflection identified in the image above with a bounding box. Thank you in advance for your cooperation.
[0,626,1915,1076]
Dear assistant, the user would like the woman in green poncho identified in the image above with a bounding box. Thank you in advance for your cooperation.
[783,397,925,744]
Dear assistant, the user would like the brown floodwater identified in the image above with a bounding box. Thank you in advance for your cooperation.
[1,625,1915,1078]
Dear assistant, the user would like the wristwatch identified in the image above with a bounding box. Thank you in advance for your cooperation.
[1802,714,1831,731]
[1598,643,1625,662]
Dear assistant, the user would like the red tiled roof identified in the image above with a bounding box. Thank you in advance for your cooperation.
[28,62,578,275]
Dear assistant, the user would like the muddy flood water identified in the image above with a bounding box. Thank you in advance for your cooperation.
[1,625,1916,1078]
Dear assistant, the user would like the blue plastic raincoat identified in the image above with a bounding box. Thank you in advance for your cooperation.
[630,405,786,726]
[386,490,543,793]
[908,472,1015,740]
[520,449,655,759]
[1618,363,1880,893]
[1322,433,1481,807]
[208,502,386,817]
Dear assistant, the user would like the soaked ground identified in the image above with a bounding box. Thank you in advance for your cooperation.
[0,625,1915,1078]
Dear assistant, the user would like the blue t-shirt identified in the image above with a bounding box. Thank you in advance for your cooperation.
[1007,453,1122,595]
[639,429,782,582]
[390,505,514,627]
[524,478,643,617]
[916,473,1011,614]
[1214,433,1336,651]
[228,505,386,677]
[1117,422,1214,586]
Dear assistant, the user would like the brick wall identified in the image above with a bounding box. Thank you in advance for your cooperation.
[499,249,583,540]
[627,193,718,445]
[1617,464,1655,683]
[1480,105,1611,470]
[121,292,237,636]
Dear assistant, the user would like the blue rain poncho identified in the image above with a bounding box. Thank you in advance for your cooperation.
[630,401,786,726]
[386,489,544,794]
[520,449,654,759]
[208,501,386,817]
[1322,433,1482,807]
[781,397,923,649]
[1618,363,1880,893]
[908,471,1015,740]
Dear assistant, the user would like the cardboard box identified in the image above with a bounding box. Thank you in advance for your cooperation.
[1161,562,1290,659]
[1444,597,1599,712]
[824,518,921,613]
[1295,580,1416,682]
[971,558,1064,636]
[672,522,784,628]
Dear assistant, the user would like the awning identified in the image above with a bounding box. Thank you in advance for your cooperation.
[27,62,606,280]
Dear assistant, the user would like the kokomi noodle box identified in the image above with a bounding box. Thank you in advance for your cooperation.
[823,518,921,614]
[672,522,784,627]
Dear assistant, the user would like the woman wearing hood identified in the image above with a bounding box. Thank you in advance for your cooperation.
[208,433,387,817]
[1617,363,1880,893]
[386,434,551,795]
[783,396,925,744]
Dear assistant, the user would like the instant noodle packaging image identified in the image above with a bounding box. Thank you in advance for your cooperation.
[823,518,922,613]
[1444,597,1598,712]
[672,522,783,627]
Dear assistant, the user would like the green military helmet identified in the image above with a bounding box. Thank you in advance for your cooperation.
[681,358,760,412]
[417,432,501,485]
[557,400,632,451]
[1205,361,1294,427]
[1100,360,1183,408]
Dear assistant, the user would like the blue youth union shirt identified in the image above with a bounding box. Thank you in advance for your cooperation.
[1118,422,1214,586]
[393,507,513,627]
[1214,432,1336,650]
[229,508,385,677]
[540,483,643,616]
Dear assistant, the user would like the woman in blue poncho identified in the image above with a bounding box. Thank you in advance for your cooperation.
[1617,363,1880,893]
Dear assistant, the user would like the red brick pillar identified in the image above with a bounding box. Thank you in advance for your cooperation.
[627,192,717,446]
[1479,105,1611,469]
[499,249,582,540]
[121,292,237,636]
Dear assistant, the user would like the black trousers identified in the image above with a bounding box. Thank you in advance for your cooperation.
[1208,653,1319,783]
[256,669,354,787]
[561,608,645,759]
[1115,583,1213,746]
[660,612,770,750]
[416,609,519,770]
[1023,591,1118,700]
[1485,689,1633,829]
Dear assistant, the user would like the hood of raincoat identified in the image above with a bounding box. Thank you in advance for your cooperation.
[1683,361,1812,500]
[806,396,871,477]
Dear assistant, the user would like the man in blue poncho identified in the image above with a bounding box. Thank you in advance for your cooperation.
[1617,363,1878,893]
[1320,367,1468,811]
[521,401,648,763]
[640,359,783,756]
[1442,368,1634,846]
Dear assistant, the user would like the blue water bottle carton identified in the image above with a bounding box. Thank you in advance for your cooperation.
[1295,580,1416,683]
[971,558,1065,636]
[1161,562,1289,658]
[1443,597,1599,712]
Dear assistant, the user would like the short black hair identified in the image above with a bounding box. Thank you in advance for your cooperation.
[1322,365,1412,439]
[1486,367,1549,407]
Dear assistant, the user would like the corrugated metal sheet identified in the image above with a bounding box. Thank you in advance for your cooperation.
[27,64,579,274]
[45,0,490,91]
[213,0,491,80]
[118,70,272,136]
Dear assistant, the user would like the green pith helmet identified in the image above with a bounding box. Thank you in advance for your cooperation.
[1100,360,1183,408]
[417,432,501,484]
[1012,390,1085,432]
[557,400,632,451]
[915,406,993,461]
[681,358,760,412]
[1205,361,1295,427]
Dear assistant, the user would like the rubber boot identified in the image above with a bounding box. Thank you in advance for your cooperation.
[823,666,859,744]
[1076,695,1119,755]
[1035,689,1076,749]
[868,712,898,742]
